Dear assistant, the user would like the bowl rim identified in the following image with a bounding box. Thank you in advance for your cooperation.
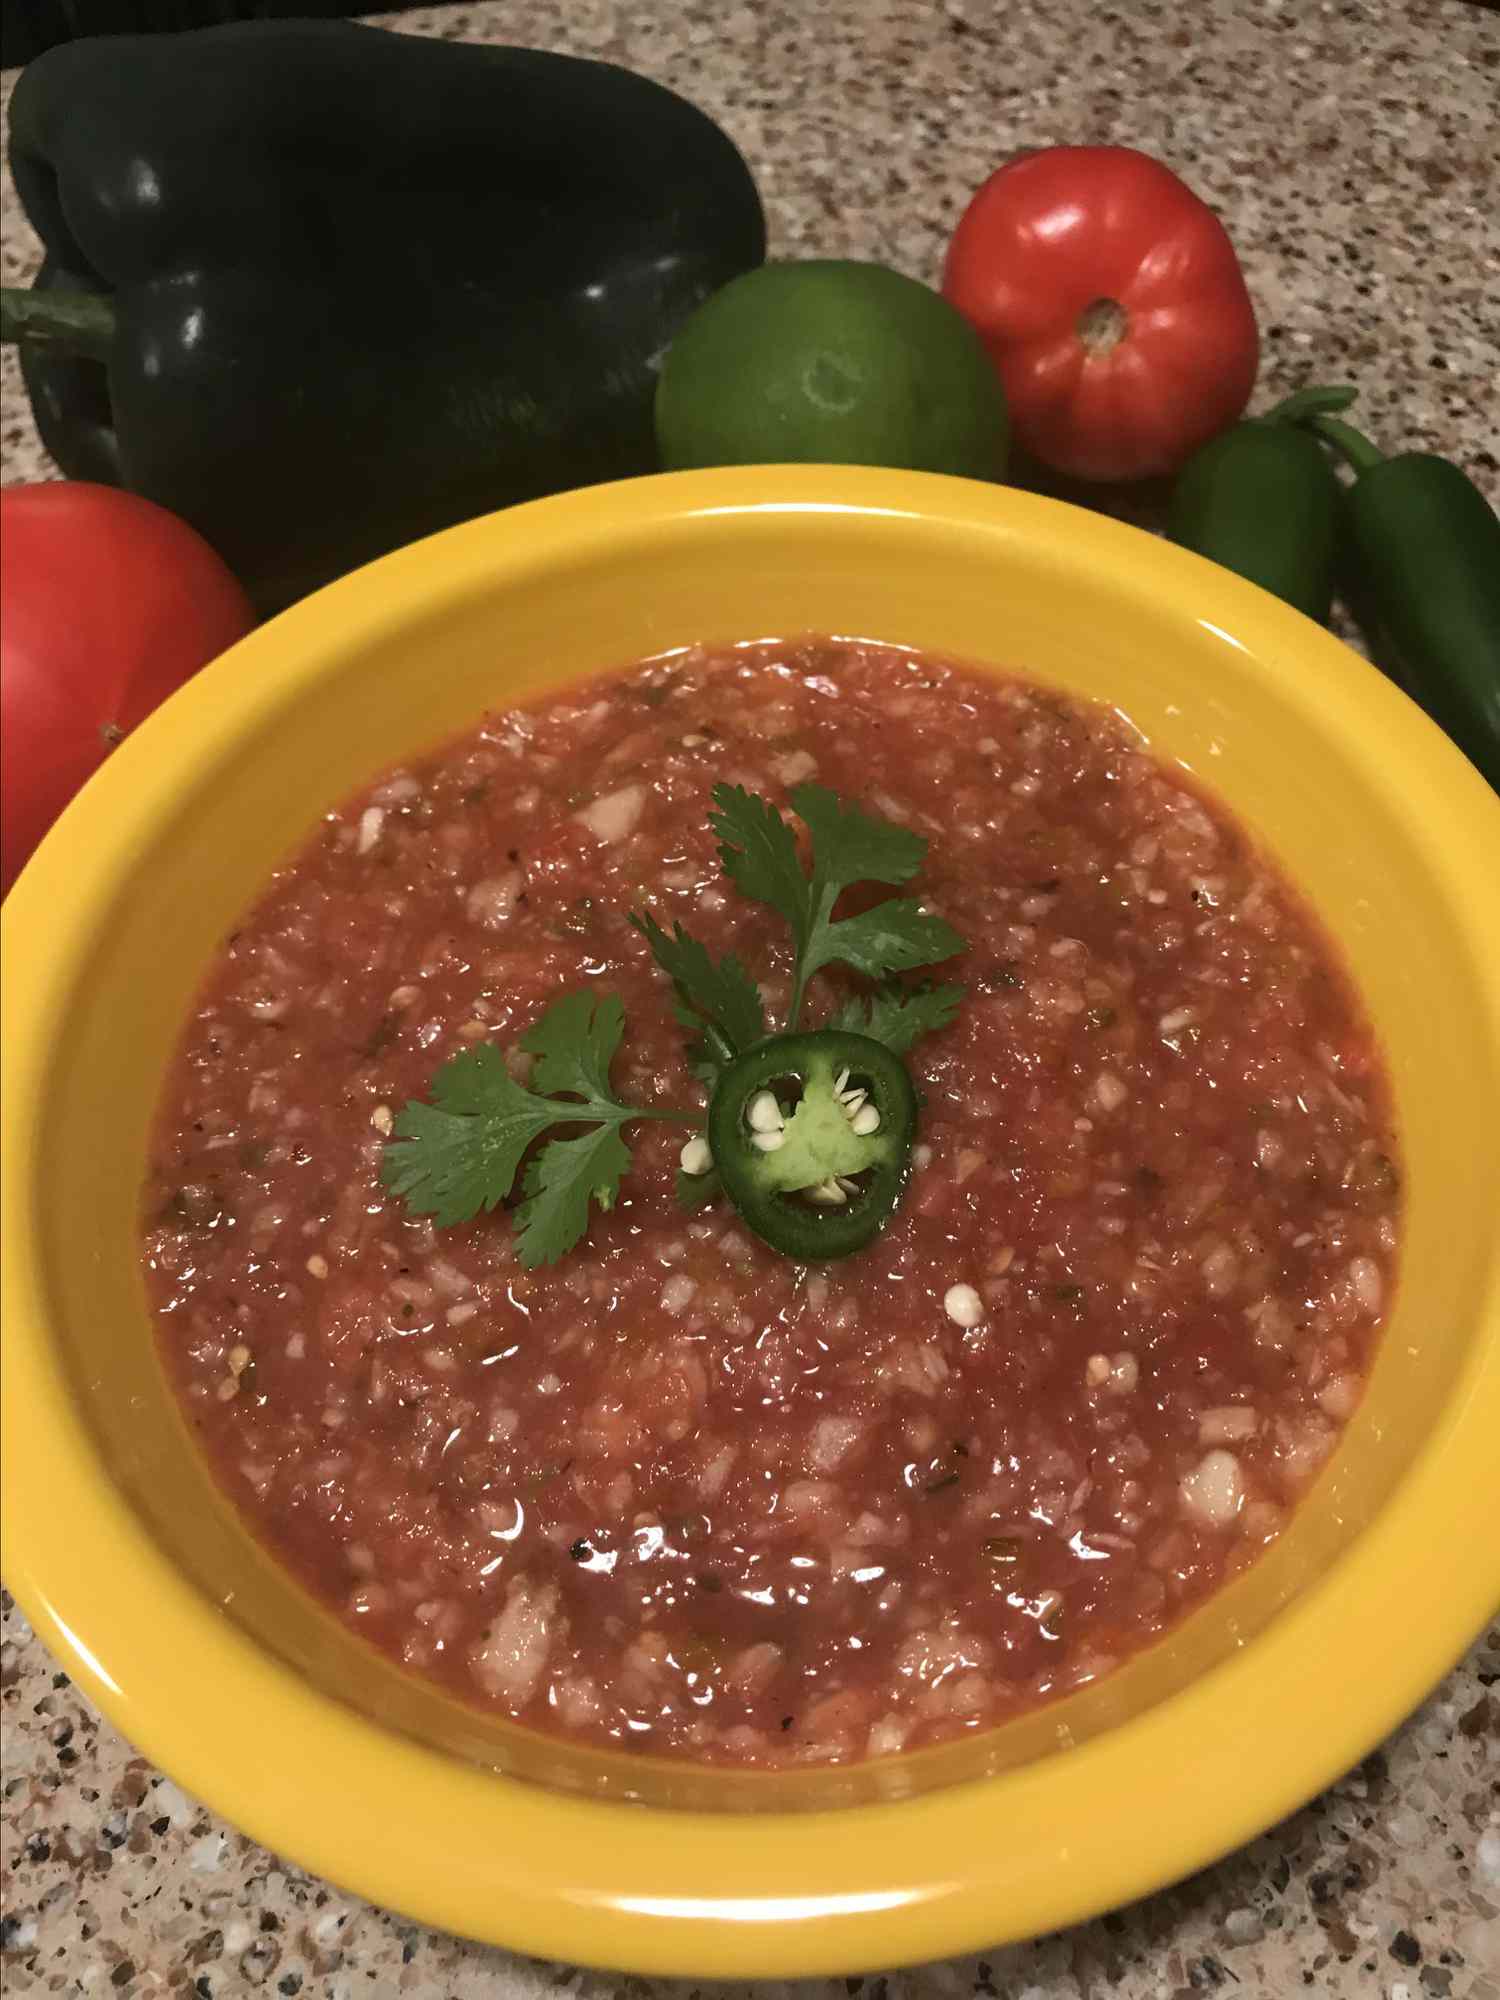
[5,466,1499,1977]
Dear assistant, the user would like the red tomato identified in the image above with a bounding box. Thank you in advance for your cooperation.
[942,146,1259,483]
[1,482,253,896]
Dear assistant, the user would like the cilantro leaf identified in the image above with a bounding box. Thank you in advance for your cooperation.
[816,900,966,982]
[828,982,966,1053]
[790,783,928,890]
[380,1045,559,1230]
[629,912,766,1082]
[514,1123,633,1268]
[709,781,965,1028]
[708,784,810,939]
[380,992,694,1262]
[521,989,625,1103]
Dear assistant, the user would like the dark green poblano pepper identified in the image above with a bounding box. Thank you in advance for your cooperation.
[1,20,765,612]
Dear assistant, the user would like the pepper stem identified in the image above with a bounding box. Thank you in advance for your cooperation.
[1306,414,1388,476]
[0,285,116,363]
[1260,384,1359,425]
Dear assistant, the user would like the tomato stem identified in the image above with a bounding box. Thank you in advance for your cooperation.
[1077,297,1128,356]
[0,286,116,363]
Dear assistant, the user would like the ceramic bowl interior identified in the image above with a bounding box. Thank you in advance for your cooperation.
[4,468,1498,1976]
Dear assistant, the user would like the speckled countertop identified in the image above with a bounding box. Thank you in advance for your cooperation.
[3,1,1498,1994]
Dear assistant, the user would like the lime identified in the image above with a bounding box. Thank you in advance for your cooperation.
[655,260,1009,479]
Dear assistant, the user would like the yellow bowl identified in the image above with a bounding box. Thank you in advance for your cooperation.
[5,468,1499,1976]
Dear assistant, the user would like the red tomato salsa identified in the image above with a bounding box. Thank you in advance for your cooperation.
[141,639,1400,1767]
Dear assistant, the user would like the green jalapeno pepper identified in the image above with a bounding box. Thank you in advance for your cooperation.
[1167,385,1357,623]
[707,1029,917,1261]
[1308,414,1500,793]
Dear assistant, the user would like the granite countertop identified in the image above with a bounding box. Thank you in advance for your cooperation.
[3,1,1498,1993]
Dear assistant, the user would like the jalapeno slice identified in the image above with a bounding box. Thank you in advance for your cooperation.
[707,1029,918,1261]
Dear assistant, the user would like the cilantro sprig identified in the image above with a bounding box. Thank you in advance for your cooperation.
[827,980,966,1053]
[708,784,966,1029]
[627,912,765,1087]
[380,992,691,1266]
[381,783,966,1267]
